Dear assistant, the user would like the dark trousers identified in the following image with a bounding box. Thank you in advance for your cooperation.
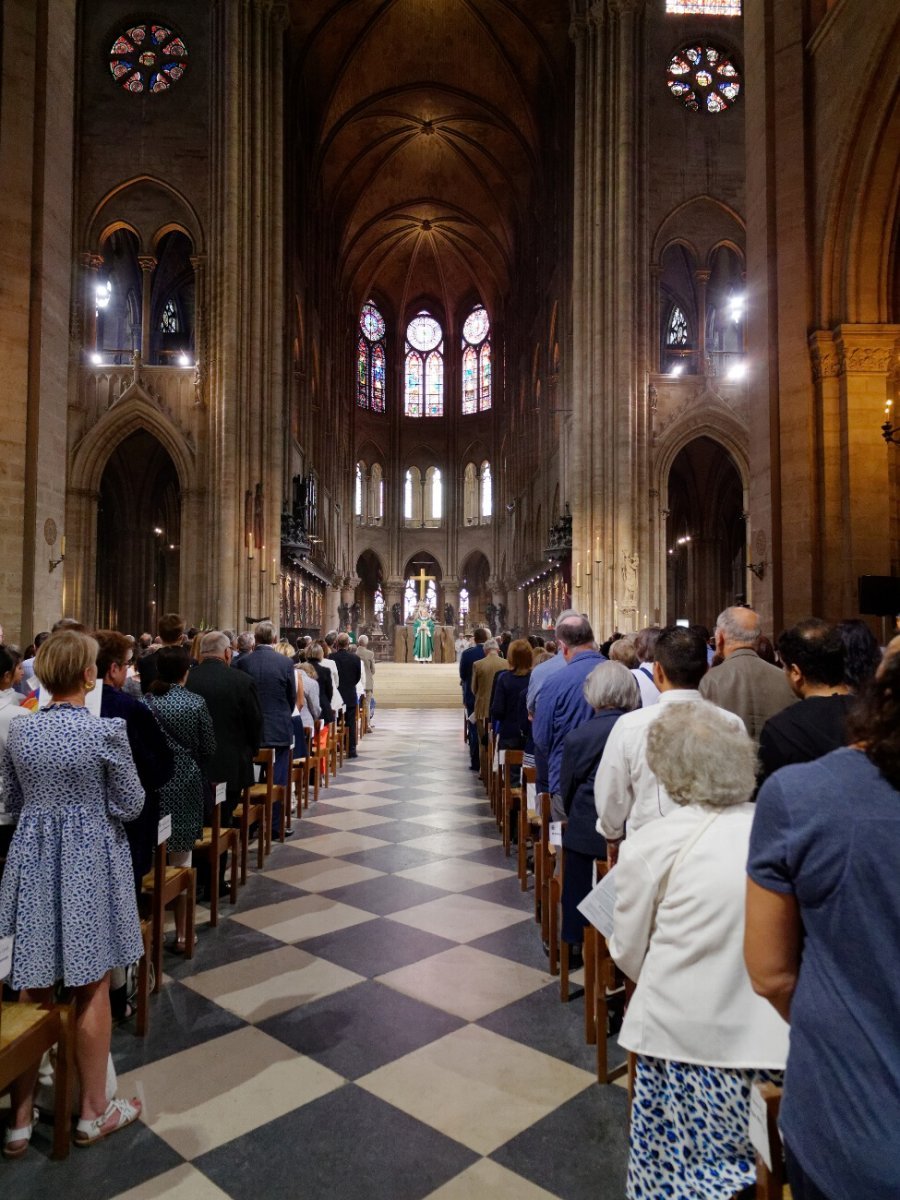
[260,744,291,835]
[345,700,358,756]
[466,716,479,768]
[785,1146,835,1200]
[561,848,596,945]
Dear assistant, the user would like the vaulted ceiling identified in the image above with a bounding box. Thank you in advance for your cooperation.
[289,0,570,322]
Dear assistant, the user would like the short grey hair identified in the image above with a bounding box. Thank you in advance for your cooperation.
[716,606,760,646]
[645,701,756,808]
[583,661,640,712]
[306,643,324,661]
[254,620,277,645]
[200,631,230,658]
[337,632,351,648]
[236,632,255,653]
[484,638,500,652]
[358,635,369,646]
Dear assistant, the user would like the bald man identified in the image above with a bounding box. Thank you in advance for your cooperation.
[699,605,796,742]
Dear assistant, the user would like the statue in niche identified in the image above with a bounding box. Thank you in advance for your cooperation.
[621,552,639,609]
[485,603,498,634]
[498,603,508,630]
[390,601,403,629]
[444,602,454,628]
[349,601,361,628]
[337,602,350,631]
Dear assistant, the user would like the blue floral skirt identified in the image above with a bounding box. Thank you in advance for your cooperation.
[627,1055,783,1199]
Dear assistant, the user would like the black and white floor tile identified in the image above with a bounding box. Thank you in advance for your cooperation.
[9,709,629,1200]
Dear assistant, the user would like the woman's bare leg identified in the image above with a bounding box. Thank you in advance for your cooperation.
[73,974,113,1121]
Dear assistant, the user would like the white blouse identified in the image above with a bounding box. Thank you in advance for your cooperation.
[610,802,789,1070]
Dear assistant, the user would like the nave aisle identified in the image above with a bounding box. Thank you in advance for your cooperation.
[12,710,628,1200]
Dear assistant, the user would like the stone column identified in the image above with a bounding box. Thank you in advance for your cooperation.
[569,0,648,635]
[137,255,156,361]
[80,252,103,353]
[442,575,460,629]
[694,269,710,373]
[207,0,287,630]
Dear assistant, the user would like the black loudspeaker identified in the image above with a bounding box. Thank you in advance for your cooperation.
[857,576,900,616]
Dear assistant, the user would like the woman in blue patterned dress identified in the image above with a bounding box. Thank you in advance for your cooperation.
[144,646,216,950]
[0,631,144,1155]
[610,702,789,1198]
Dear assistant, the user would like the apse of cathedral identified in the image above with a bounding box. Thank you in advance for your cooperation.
[1,0,898,646]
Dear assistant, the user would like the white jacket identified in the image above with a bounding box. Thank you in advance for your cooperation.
[610,802,789,1070]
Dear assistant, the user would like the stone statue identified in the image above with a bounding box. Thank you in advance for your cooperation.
[337,601,350,631]
[498,603,507,629]
[412,602,436,663]
[391,601,402,629]
[621,552,638,608]
[485,603,498,634]
[444,602,454,627]
[350,601,361,628]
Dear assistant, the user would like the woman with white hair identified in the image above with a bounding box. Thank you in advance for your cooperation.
[558,661,639,961]
[611,701,789,1199]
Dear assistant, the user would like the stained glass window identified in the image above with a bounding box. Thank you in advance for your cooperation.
[667,306,689,346]
[666,0,740,14]
[480,462,493,518]
[357,300,387,411]
[159,298,180,333]
[109,23,188,95]
[405,311,444,417]
[459,587,470,628]
[374,586,385,625]
[666,43,741,113]
[355,464,363,517]
[461,305,492,414]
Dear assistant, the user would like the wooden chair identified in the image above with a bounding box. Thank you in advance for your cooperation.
[752,1083,790,1199]
[501,750,524,856]
[534,790,552,926]
[193,788,239,927]
[290,748,309,820]
[583,912,629,1084]
[135,916,153,1036]
[517,766,541,891]
[305,721,323,806]
[538,793,559,962]
[0,996,75,1159]
[335,710,348,770]
[232,752,272,883]
[141,838,196,993]
[324,718,338,784]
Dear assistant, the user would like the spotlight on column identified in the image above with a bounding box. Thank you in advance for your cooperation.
[669,363,684,377]
[726,360,747,381]
[90,352,103,365]
[178,353,191,367]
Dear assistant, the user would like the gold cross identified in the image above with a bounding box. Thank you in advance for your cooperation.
[412,567,435,600]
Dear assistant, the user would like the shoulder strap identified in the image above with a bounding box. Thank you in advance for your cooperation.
[638,666,655,683]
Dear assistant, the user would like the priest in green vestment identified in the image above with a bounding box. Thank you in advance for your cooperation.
[413,604,436,662]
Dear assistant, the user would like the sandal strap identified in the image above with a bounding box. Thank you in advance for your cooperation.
[76,1097,139,1137]
[3,1109,37,1145]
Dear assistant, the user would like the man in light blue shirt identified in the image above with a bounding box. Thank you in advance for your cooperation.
[532,613,607,804]
[526,640,566,716]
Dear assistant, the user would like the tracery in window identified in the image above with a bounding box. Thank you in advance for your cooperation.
[667,43,741,113]
[159,298,180,333]
[458,587,470,628]
[354,463,364,519]
[374,586,385,626]
[666,0,740,14]
[109,23,188,95]
[357,300,387,411]
[666,305,689,347]
[405,311,444,417]
[461,305,492,414]
[425,467,442,525]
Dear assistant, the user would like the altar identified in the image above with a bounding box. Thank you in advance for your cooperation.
[393,624,457,663]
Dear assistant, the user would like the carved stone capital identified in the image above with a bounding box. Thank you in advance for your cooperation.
[836,328,899,375]
[137,255,157,273]
[808,331,840,382]
[608,0,645,14]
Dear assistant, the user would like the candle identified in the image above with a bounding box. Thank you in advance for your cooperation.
[595,536,601,562]
[248,531,255,559]
[575,561,582,588]
[60,536,66,558]
[272,557,277,576]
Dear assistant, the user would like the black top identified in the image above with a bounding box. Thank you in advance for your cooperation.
[330,649,362,707]
[186,658,263,790]
[100,683,175,883]
[490,671,533,751]
[758,693,856,784]
[312,662,335,725]
[559,709,627,856]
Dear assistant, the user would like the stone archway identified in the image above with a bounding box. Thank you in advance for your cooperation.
[665,436,745,629]
[96,430,181,635]
[460,550,491,631]
[355,548,385,629]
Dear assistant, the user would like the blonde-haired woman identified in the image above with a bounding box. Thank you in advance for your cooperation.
[0,630,144,1155]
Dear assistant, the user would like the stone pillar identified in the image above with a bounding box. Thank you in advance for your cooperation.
[137,256,156,361]
[694,269,710,372]
[80,252,103,353]
[324,584,341,634]
[442,575,460,629]
[207,0,287,631]
[569,0,648,636]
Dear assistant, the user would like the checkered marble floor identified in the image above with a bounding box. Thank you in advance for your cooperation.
[11,710,628,1200]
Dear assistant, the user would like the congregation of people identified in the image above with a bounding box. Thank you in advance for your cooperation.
[0,615,372,1157]
[459,607,900,1200]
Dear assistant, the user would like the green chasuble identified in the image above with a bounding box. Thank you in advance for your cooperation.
[413,617,435,661]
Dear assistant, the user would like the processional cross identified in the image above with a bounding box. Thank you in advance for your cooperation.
[412,566,435,600]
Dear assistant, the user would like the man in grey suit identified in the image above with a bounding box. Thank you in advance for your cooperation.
[356,634,376,729]
[699,606,796,743]
[234,620,296,835]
